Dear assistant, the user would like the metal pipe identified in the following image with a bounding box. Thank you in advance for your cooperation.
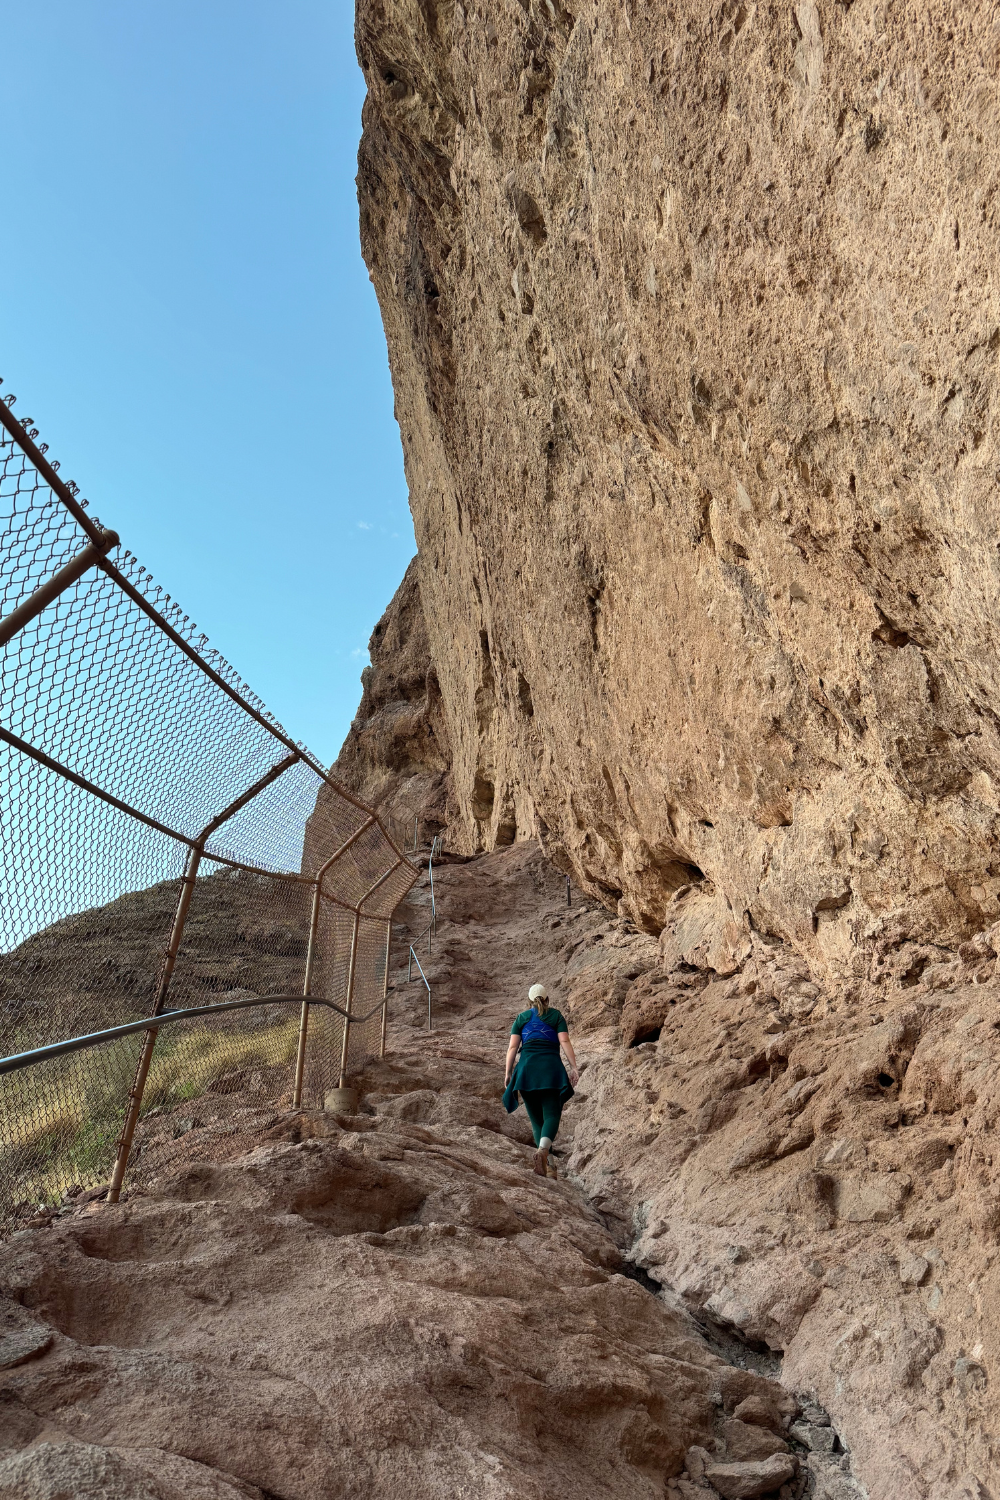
[100,554,410,863]
[566,875,572,908]
[290,813,375,1088]
[292,879,323,1110]
[292,811,380,1106]
[0,529,119,648]
[355,855,404,915]
[202,852,312,884]
[308,847,402,1092]
[198,751,300,842]
[0,993,389,1078]
[338,913,361,1088]
[306,814,376,882]
[108,843,201,1201]
[379,918,391,1059]
[0,724,194,848]
[315,882,391,917]
[408,947,432,1031]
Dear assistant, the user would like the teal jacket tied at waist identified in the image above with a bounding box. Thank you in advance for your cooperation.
[502,1006,574,1113]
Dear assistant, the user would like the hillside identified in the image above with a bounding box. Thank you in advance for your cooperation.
[0,870,310,1048]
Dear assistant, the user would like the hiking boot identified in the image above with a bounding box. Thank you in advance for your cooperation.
[532,1148,549,1176]
[546,1163,558,1180]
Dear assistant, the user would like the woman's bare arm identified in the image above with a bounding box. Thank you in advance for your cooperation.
[560,1031,580,1086]
[504,1034,521,1084]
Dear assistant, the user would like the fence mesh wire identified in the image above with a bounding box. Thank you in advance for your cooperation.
[0,393,415,1230]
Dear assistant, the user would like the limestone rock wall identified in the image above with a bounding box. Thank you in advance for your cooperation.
[355,0,1000,972]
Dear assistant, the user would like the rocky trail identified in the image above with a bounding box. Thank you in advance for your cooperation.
[5,840,1000,1497]
[0,845,832,1500]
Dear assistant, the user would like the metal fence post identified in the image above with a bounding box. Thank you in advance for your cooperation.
[334,858,403,1086]
[338,913,361,1088]
[107,751,300,1203]
[292,876,323,1109]
[380,918,391,1058]
[290,814,376,1110]
[107,842,201,1202]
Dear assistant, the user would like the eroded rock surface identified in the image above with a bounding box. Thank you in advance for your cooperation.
[332,556,456,843]
[355,0,1000,965]
[0,859,796,1500]
[13,839,1000,1496]
[411,844,995,1500]
[365,845,1000,1498]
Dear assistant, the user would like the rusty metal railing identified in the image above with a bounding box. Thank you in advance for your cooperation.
[403,837,442,1029]
[407,948,432,1031]
[0,381,418,1228]
[0,992,394,1078]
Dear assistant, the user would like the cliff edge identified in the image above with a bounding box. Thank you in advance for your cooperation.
[332,557,455,843]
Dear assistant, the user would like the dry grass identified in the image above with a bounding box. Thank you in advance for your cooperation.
[0,1016,301,1221]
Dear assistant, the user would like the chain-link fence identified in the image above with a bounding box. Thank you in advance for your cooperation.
[0,386,416,1231]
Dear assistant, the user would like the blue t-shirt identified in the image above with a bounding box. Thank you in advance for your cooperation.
[511,1007,568,1049]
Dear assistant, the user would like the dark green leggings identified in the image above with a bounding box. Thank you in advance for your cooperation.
[521,1089,563,1147]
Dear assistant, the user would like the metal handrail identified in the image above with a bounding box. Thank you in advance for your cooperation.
[0,992,391,1078]
[407,948,432,1031]
[409,838,439,958]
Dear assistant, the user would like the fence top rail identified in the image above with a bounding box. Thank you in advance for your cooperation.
[0,721,411,912]
[0,392,105,547]
[0,991,394,1078]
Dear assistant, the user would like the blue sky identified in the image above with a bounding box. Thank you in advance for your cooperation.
[0,0,414,767]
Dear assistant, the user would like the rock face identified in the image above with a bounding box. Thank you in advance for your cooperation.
[332,556,455,843]
[394,842,996,1500]
[355,0,1000,968]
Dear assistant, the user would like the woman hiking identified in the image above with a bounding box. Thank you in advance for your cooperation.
[503,983,579,1178]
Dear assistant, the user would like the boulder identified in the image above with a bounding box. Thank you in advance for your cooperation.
[703,1454,797,1499]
